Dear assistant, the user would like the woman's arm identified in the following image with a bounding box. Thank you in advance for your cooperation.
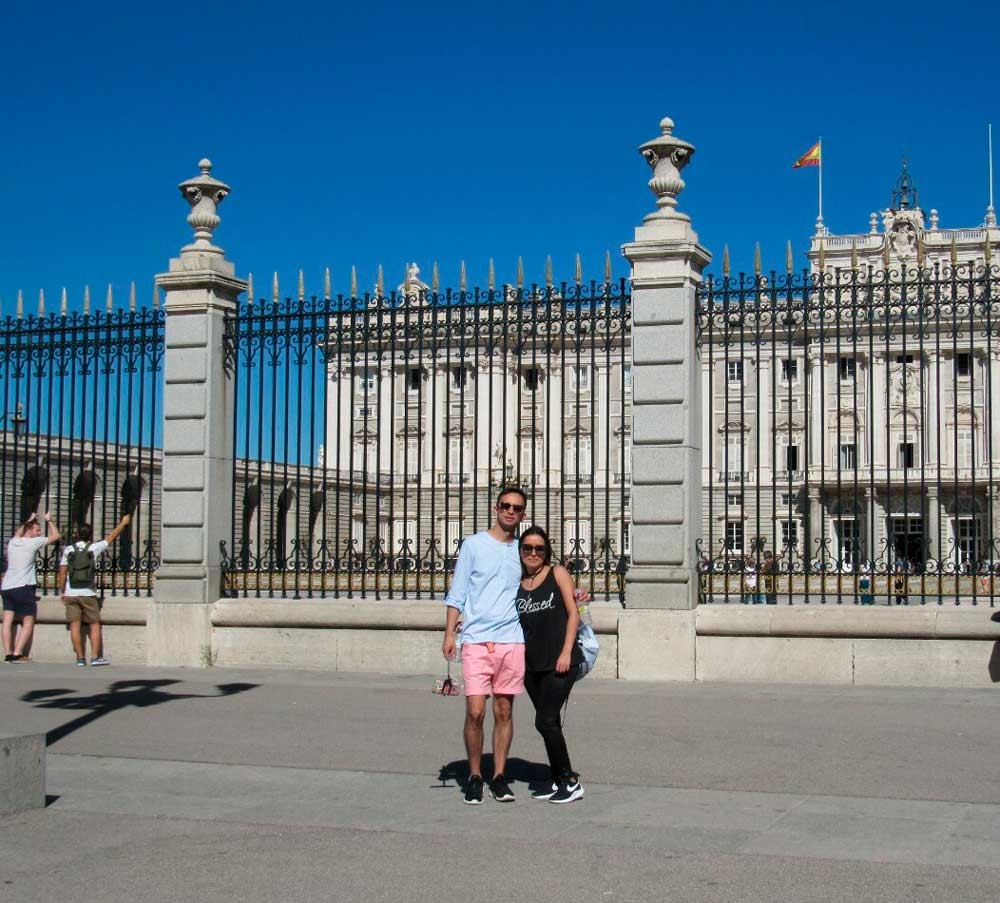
[552,565,580,674]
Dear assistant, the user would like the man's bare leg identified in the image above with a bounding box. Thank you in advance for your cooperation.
[492,694,514,777]
[89,622,102,658]
[12,615,34,657]
[69,620,85,659]
[464,695,487,777]
[1,610,14,656]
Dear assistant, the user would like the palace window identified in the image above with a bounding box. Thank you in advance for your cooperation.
[838,357,856,381]
[781,358,798,382]
[570,364,591,393]
[957,430,974,468]
[406,367,421,393]
[781,519,799,549]
[450,366,469,393]
[726,360,743,384]
[725,521,744,555]
[839,443,857,471]
[955,353,971,379]
[726,492,742,507]
[898,442,916,469]
[523,367,541,392]
[784,444,800,472]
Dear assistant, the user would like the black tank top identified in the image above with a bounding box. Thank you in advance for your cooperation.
[515,567,584,672]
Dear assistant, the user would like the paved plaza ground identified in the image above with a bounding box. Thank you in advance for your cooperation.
[2,664,1000,902]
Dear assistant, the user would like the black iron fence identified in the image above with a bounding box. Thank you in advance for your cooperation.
[0,296,164,596]
[697,262,999,605]
[221,276,632,601]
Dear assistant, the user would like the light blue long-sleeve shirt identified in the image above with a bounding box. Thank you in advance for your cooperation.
[444,531,524,644]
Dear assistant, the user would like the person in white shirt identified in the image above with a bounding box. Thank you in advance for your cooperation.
[57,514,131,666]
[2,512,61,663]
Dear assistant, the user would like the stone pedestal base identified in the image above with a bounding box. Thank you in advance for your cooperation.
[618,609,695,681]
[147,603,213,667]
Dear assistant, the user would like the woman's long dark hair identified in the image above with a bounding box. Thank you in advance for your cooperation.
[519,525,553,578]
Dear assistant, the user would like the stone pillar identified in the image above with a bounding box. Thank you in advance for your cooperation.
[150,160,247,667]
[621,117,710,614]
[926,484,940,562]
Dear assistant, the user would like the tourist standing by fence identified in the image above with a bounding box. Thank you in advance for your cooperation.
[2,513,61,662]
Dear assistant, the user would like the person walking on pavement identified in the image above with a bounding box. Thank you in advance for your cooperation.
[442,487,527,805]
[2,512,61,662]
[515,525,586,804]
[58,515,132,666]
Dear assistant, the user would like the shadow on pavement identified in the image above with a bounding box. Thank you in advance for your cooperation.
[21,680,259,746]
[438,756,552,791]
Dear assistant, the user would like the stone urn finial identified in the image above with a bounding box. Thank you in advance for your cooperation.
[638,117,695,223]
[178,158,230,255]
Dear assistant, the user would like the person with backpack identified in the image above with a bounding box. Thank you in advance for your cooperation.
[3,512,61,662]
[57,514,131,666]
[515,525,587,804]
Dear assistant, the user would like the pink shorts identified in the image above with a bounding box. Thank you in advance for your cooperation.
[461,643,525,697]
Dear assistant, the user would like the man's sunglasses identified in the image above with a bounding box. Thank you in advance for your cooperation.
[497,502,525,513]
[521,544,546,555]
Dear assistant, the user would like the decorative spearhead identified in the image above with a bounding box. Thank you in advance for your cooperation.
[951,234,958,267]
[129,281,136,311]
[16,289,23,319]
[376,264,384,297]
[545,255,553,288]
[247,273,255,305]
[516,256,524,289]
[786,240,794,273]
[152,280,160,309]
[604,250,612,284]
[272,272,280,303]
[38,289,45,316]
[722,245,730,278]
[298,270,305,302]
[459,260,467,293]
[574,253,582,285]
[753,243,761,276]
[431,262,439,293]
[324,267,331,300]
[83,285,91,314]
[851,239,858,270]
[818,239,826,272]
[60,288,68,316]
[488,258,495,291]
[350,266,358,298]
[106,284,113,312]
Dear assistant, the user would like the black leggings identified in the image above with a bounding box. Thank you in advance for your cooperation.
[523,668,575,780]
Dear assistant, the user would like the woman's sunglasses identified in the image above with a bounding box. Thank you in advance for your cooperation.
[521,543,546,555]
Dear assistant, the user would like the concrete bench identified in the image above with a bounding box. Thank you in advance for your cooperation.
[0,732,46,816]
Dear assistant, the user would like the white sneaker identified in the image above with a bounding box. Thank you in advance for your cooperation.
[90,657,109,666]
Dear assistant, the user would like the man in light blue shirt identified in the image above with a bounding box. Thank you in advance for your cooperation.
[442,486,527,805]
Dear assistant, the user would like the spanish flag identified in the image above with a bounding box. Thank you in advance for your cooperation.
[793,141,822,168]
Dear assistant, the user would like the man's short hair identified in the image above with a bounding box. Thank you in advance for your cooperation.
[495,485,528,508]
[75,523,93,543]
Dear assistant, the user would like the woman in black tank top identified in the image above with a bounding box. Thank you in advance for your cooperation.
[515,525,585,804]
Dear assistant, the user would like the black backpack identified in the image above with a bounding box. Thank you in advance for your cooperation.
[67,544,96,590]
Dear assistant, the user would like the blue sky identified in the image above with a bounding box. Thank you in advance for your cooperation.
[1,0,998,308]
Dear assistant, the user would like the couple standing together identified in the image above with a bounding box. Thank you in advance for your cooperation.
[442,486,586,805]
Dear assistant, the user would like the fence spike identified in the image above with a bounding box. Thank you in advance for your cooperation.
[106,283,113,311]
[545,255,553,287]
[151,280,159,310]
[350,265,358,298]
[917,234,925,268]
[722,245,730,278]
[272,272,279,303]
[459,260,467,293]
[60,287,68,316]
[376,264,384,297]
[323,267,331,300]
[574,252,582,285]
[38,288,45,316]
[516,256,524,289]
[247,272,254,305]
[786,240,794,273]
[753,243,761,276]
[403,262,411,295]
[986,231,992,265]
[488,258,495,291]
[818,238,826,271]
[431,261,439,293]
[83,285,91,314]
[883,233,891,269]
[298,269,305,302]
[604,250,612,284]
[129,281,136,311]
[951,234,958,267]
[850,238,858,270]
[16,289,24,319]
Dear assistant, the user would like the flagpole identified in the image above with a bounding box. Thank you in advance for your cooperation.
[818,137,824,232]
[988,124,996,227]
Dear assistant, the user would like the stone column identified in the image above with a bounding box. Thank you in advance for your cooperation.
[618,118,708,679]
[621,119,710,607]
[150,160,247,667]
